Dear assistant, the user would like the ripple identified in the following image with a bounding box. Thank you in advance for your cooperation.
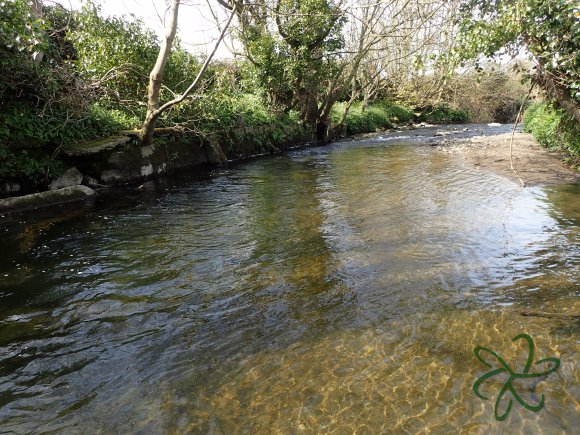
[0,130,578,432]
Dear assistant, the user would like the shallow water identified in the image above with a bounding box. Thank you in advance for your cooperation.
[0,125,579,433]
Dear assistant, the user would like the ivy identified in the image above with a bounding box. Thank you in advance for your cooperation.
[524,102,580,160]
[453,0,579,105]
[235,0,346,126]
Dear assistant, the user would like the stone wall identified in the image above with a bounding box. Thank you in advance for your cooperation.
[64,124,311,186]
[0,123,312,211]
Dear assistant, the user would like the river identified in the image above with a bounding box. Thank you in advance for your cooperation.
[0,125,578,433]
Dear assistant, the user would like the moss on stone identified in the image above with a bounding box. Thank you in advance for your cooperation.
[62,136,131,156]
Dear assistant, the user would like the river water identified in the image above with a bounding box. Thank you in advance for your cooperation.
[0,125,578,433]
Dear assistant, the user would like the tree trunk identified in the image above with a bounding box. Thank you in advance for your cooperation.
[139,4,236,146]
[316,118,329,143]
[542,74,580,124]
[140,0,180,146]
[31,0,44,65]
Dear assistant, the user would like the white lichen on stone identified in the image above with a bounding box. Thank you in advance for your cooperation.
[140,145,155,158]
[140,164,154,177]
[101,169,123,183]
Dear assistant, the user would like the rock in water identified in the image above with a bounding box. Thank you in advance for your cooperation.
[83,175,107,189]
[0,185,95,213]
[49,167,83,190]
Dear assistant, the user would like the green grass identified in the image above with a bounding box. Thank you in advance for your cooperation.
[0,144,64,185]
[524,102,580,165]
[0,103,139,149]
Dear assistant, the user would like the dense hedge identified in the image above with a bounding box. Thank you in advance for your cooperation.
[331,101,414,135]
[413,105,469,124]
[524,103,580,164]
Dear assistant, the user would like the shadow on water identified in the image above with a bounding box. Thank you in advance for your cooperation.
[0,126,578,433]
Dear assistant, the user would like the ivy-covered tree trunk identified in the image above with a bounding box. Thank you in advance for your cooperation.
[222,0,346,143]
[454,0,579,125]
[534,66,580,125]
[31,0,44,65]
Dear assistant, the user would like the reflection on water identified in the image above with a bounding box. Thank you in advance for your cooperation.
[0,129,579,433]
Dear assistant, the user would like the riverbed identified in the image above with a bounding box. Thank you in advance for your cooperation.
[0,125,578,433]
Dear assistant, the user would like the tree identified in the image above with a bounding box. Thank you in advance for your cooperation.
[336,0,456,125]
[218,0,347,141]
[140,0,236,146]
[217,0,459,140]
[0,1,110,146]
[453,0,579,123]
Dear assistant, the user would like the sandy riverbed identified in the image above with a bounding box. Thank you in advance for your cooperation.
[434,129,580,186]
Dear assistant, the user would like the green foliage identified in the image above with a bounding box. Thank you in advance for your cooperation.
[71,1,202,113]
[453,0,579,104]
[0,1,116,151]
[414,105,469,123]
[348,105,392,134]
[157,94,268,129]
[0,0,196,152]
[236,0,346,125]
[0,0,45,55]
[523,103,560,149]
[0,102,137,148]
[159,92,304,149]
[330,101,413,135]
[167,94,309,155]
[0,144,63,184]
[524,102,580,159]
[71,1,157,108]
[1,1,69,104]
[374,101,414,124]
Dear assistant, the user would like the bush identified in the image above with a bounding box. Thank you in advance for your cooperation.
[0,0,202,150]
[0,144,64,185]
[0,102,138,148]
[524,103,580,161]
[414,105,469,123]
[374,101,414,123]
[71,2,159,111]
[346,104,392,135]
[0,1,116,151]
[330,100,413,135]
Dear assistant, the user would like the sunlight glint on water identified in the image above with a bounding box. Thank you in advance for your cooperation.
[0,128,578,433]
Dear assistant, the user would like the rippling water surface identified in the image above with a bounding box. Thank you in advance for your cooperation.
[0,126,579,433]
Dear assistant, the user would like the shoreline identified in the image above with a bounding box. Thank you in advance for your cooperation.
[2,124,579,214]
[433,130,580,186]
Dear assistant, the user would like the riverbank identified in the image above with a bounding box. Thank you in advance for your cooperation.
[434,128,580,186]
[0,100,420,213]
[3,122,578,214]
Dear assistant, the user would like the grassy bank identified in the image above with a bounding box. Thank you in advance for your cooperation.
[0,1,470,195]
[327,102,469,138]
[1,96,416,195]
[330,101,414,135]
[523,103,580,167]
[413,105,469,124]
